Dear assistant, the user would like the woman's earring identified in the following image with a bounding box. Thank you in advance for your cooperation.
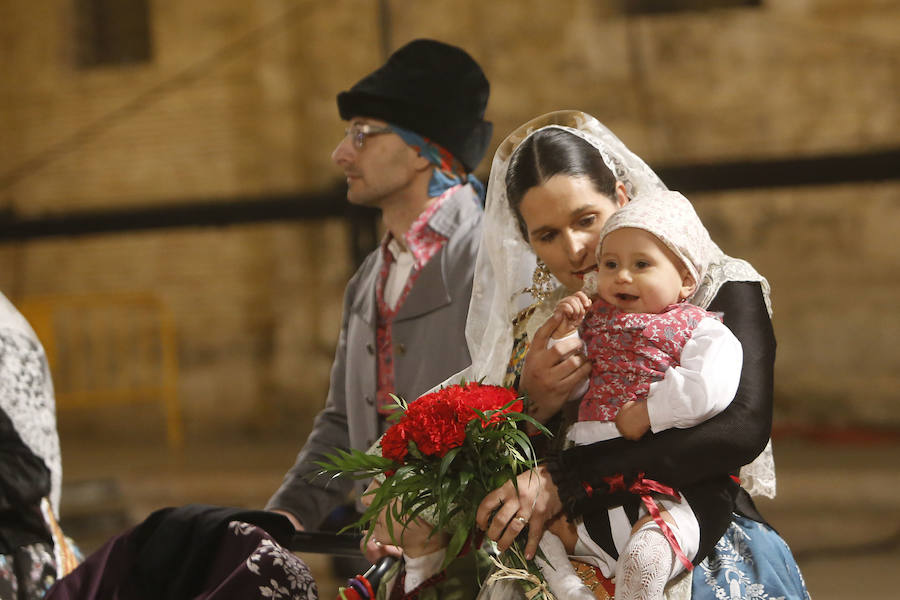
[529,260,554,303]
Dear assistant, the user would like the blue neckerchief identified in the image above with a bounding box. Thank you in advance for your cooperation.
[389,124,484,203]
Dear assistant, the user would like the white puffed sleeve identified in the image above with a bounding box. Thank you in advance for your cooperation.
[646,317,743,433]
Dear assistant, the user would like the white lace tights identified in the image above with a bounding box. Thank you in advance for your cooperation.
[614,523,677,600]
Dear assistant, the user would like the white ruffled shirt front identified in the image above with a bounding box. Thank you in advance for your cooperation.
[384,237,416,310]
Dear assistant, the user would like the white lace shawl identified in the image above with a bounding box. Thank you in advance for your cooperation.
[0,292,62,513]
[447,111,775,498]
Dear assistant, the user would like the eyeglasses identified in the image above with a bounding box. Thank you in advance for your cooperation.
[344,123,393,149]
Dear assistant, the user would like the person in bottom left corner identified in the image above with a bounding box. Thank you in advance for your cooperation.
[0,291,79,598]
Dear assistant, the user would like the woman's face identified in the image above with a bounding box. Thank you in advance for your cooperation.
[518,175,626,291]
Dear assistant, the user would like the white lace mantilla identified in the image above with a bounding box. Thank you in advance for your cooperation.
[0,293,62,514]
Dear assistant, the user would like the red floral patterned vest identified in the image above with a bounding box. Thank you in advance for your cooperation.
[579,300,718,422]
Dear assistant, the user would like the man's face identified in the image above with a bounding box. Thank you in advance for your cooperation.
[331,117,421,207]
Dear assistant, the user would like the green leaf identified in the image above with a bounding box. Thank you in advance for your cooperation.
[458,469,473,492]
[388,393,408,412]
[443,524,471,569]
[507,411,553,437]
[439,447,460,479]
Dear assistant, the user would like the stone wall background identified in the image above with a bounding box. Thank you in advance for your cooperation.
[1,0,897,444]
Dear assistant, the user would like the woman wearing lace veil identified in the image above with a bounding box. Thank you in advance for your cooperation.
[0,292,79,598]
[463,111,809,599]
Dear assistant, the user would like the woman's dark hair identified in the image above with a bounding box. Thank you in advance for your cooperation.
[506,128,617,240]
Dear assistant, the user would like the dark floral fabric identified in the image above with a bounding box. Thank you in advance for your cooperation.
[0,542,57,600]
[46,506,318,600]
[198,521,317,599]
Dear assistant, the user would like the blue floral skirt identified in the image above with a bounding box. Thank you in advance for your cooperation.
[693,515,810,600]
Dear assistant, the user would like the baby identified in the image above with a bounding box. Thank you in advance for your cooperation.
[537,190,744,600]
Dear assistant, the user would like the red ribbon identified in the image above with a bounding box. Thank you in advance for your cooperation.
[582,481,594,497]
[602,473,694,572]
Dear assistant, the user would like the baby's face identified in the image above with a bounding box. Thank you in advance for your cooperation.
[595,228,693,314]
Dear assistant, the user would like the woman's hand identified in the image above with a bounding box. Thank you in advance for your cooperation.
[364,512,446,561]
[361,531,402,564]
[360,480,447,562]
[359,481,403,562]
[520,311,591,426]
[475,466,563,560]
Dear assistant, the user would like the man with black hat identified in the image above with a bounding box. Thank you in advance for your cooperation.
[267,39,491,548]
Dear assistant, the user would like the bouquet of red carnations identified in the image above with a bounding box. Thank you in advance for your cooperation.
[318,382,550,575]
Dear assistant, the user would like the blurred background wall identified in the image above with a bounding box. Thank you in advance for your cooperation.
[1,0,898,450]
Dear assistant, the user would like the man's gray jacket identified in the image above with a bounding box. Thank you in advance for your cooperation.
[267,184,482,529]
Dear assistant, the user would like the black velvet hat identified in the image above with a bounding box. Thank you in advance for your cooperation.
[337,39,492,172]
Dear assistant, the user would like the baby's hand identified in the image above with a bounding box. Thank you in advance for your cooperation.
[615,400,651,440]
[550,292,592,340]
[582,270,599,296]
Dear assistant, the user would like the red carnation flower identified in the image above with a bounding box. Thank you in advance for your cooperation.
[460,383,522,426]
[380,383,523,462]
[381,422,411,463]
[407,394,467,457]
